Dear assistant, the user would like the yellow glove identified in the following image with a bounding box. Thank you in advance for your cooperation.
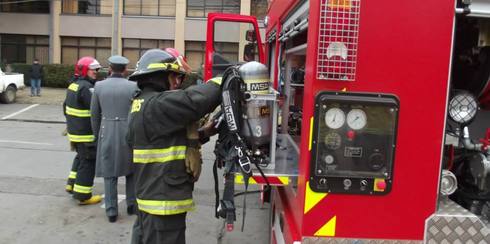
[185,146,202,182]
[186,122,202,182]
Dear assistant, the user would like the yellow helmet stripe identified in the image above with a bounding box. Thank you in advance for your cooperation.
[147,62,181,72]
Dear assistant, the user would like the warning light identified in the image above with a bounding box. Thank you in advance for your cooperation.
[347,130,355,140]
[374,179,386,192]
[227,223,234,232]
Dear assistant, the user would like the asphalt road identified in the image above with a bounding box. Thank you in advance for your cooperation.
[0,103,270,244]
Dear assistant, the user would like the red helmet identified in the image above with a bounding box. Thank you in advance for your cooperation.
[164,48,191,72]
[164,48,184,60]
[74,56,101,78]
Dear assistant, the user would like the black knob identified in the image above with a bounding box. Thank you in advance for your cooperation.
[368,153,385,171]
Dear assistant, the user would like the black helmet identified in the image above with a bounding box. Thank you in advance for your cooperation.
[128,49,185,81]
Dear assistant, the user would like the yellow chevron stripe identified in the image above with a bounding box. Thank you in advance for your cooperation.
[235,174,258,184]
[304,181,328,214]
[314,216,336,237]
[278,176,290,185]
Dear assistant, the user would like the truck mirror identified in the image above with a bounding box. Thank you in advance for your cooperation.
[244,43,256,62]
[246,29,256,42]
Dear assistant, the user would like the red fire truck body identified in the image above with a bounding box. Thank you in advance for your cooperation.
[205,0,490,243]
[266,0,453,242]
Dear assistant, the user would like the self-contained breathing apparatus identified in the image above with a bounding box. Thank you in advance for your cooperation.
[212,61,275,232]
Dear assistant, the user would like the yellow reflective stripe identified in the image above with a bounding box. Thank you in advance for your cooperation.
[208,77,222,86]
[67,133,95,142]
[73,184,92,194]
[147,62,180,71]
[133,146,187,163]
[68,83,79,92]
[68,171,77,179]
[66,106,91,118]
[136,198,195,215]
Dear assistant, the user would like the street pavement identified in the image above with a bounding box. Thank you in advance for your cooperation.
[0,97,270,244]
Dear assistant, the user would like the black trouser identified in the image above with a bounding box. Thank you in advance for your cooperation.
[72,142,97,201]
[131,210,186,244]
[66,154,80,190]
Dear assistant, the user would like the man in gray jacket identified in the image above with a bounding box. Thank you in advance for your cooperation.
[90,55,138,223]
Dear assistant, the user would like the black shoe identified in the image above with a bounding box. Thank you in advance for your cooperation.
[108,215,117,223]
[127,205,136,215]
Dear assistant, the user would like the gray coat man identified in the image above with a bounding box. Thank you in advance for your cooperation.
[90,55,138,223]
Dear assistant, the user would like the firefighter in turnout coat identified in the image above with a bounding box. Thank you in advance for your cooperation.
[64,56,102,205]
[127,49,221,244]
[90,55,138,222]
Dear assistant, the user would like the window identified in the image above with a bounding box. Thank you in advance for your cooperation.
[0,35,49,64]
[122,39,174,68]
[123,0,176,16]
[251,0,268,20]
[62,0,112,15]
[185,41,238,71]
[0,0,49,13]
[187,0,240,17]
[61,37,111,66]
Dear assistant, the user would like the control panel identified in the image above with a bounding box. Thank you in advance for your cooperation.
[309,92,399,195]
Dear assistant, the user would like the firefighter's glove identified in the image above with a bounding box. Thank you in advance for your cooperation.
[185,145,202,182]
[186,122,202,182]
[198,119,218,144]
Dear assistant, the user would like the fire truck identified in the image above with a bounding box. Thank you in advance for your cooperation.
[204,0,490,243]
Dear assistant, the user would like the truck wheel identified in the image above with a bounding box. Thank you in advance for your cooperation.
[0,85,17,104]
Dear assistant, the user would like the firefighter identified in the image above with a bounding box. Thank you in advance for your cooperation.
[127,49,221,244]
[63,56,102,205]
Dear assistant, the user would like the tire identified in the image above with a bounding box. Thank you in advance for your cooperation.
[0,85,17,104]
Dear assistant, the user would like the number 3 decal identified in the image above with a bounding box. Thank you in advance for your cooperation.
[255,125,262,137]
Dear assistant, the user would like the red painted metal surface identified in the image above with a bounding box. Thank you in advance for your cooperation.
[273,187,301,243]
[265,0,298,33]
[204,13,265,81]
[296,0,456,240]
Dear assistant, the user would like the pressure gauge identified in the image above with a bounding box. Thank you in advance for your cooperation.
[324,132,342,150]
[347,109,367,130]
[324,108,345,129]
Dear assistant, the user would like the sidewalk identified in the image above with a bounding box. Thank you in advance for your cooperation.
[16,86,66,105]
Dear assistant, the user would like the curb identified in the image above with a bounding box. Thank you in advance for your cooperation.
[1,118,65,124]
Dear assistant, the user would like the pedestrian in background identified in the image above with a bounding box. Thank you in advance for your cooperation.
[90,55,138,223]
[29,58,43,96]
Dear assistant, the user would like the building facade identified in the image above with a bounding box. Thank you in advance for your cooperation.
[0,0,268,69]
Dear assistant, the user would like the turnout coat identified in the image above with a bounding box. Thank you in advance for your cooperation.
[91,74,138,177]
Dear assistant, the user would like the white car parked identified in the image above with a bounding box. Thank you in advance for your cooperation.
[0,67,24,104]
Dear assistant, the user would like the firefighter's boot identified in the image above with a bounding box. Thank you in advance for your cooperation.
[79,195,102,205]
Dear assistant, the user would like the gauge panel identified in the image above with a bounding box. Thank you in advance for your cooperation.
[310,92,399,195]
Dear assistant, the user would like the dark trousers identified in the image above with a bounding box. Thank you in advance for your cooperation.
[104,174,136,217]
[131,211,186,244]
[72,143,97,201]
[66,154,80,190]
